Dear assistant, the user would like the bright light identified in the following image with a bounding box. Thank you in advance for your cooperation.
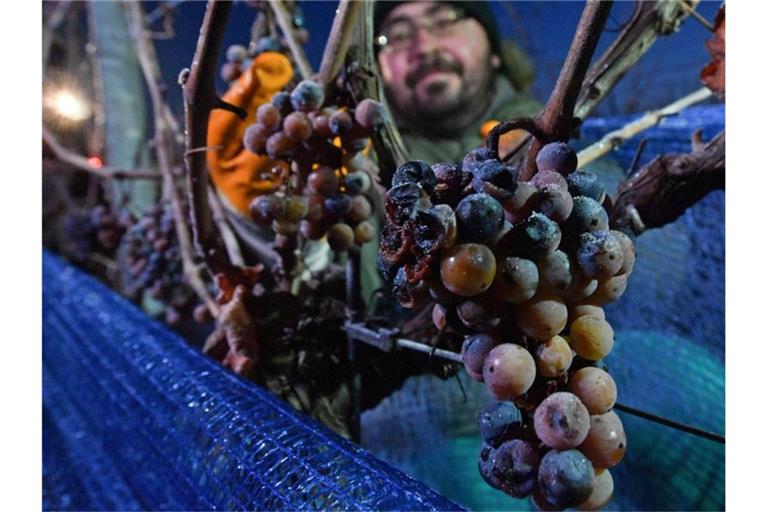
[45,88,91,122]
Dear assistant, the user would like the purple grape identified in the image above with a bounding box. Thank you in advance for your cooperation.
[461,333,498,376]
[536,142,578,176]
[566,170,606,203]
[392,160,437,194]
[576,231,624,279]
[271,91,293,116]
[455,193,504,244]
[290,80,324,112]
[498,212,561,259]
[471,159,518,199]
[491,440,540,498]
[565,196,609,234]
[462,146,495,174]
[477,400,522,446]
[537,449,595,508]
[478,443,501,489]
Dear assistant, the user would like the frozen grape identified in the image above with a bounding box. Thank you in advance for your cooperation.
[353,98,386,130]
[346,195,372,223]
[256,103,282,132]
[243,123,270,154]
[567,170,606,204]
[385,182,425,224]
[576,468,613,510]
[249,194,284,226]
[478,443,501,489]
[536,335,573,378]
[462,333,498,377]
[569,367,617,415]
[353,220,375,245]
[536,142,578,176]
[283,111,313,140]
[534,392,590,449]
[392,160,437,194]
[323,194,352,220]
[579,411,626,469]
[531,170,568,191]
[503,181,539,224]
[568,316,614,360]
[392,266,428,309]
[483,343,536,400]
[326,222,354,252]
[345,170,372,196]
[220,62,241,82]
[265,131,297,160]
[226,44,248,63]
[457,297,501,332]
[271,91,293,116]
[611,229,636,275]
[576,231,624,280]
[455,193,505,244]
[537,449,595,508]
[569,304,605,323]
[566,196,609,234]
[537,184,574,223]
[491,439,540,498]
[500,212,561,260]
[440,243,496,297]
[290,79,324,112]
[283,195,308,222]
[329,110,354,135]
[515,295,568,341]
[477,400,522,446]
[471,159,518,200]
[307,167,339,194]
[462,146,495,174]
[537,250,573,296]
[495,256,539,304]
[588,273,628,305]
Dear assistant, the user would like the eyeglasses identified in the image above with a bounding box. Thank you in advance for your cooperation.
[376,6,467,53]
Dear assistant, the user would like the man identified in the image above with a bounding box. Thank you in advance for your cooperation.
[374,1,541,164]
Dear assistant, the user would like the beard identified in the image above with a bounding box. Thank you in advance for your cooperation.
[388,53,496,135]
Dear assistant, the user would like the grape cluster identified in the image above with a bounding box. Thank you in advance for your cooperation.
[59,205,132,263]
[120,202,211,327]
[244,79,385,253]
[380,142,634,510]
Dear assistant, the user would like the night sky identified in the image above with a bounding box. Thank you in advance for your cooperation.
[148,1,721,118]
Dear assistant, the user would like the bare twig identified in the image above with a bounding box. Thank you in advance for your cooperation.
[574,1,698,121]
[318,0,362,86]
[207,185,245,267]
[181,0,234,276]
[268,0,313,79]
[610,131,724,235]
[126,1,219,318]
[42,127,161,180]
[345,0,409,182]
[520,0,613,180]
[678,0,714,32]
[577,87,712,168]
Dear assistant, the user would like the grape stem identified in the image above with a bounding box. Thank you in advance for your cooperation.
[126,1,220,318]
[180,0,235,277]
[42,126,162,180]
[317,0,362,87]
[519,0,613,181]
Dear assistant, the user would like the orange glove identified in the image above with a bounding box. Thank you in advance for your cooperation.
[207,52,294,215]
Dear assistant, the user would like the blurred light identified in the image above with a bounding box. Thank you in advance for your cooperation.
[44,87,91,123]
[87,156,103,168]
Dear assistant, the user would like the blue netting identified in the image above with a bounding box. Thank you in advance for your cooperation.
[42,251,462,511]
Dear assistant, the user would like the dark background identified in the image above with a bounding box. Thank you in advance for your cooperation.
[148,0,722,119]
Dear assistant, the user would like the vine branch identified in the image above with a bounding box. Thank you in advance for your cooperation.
[126,1,219,317]
[180,0,233,276]
[268,0,313,79]
[318,0,362,86]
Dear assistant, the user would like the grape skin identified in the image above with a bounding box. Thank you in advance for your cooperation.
[568,316,614,360]
[534,392,591,449]
[537,449,595,508]
[515,295,568,341]
[579,411,626,469]
[568,367,617,414]
[483,343,537,400]
[536,336,574,378]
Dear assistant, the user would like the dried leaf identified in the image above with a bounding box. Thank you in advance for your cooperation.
[700,6,725,100]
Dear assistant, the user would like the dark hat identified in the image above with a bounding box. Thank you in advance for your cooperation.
[374,1,503,57]
[373,1,533,91]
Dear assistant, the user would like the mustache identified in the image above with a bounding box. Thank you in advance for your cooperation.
[405,54,463,88]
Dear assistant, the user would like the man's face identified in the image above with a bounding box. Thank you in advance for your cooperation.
[377,2,497,123]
